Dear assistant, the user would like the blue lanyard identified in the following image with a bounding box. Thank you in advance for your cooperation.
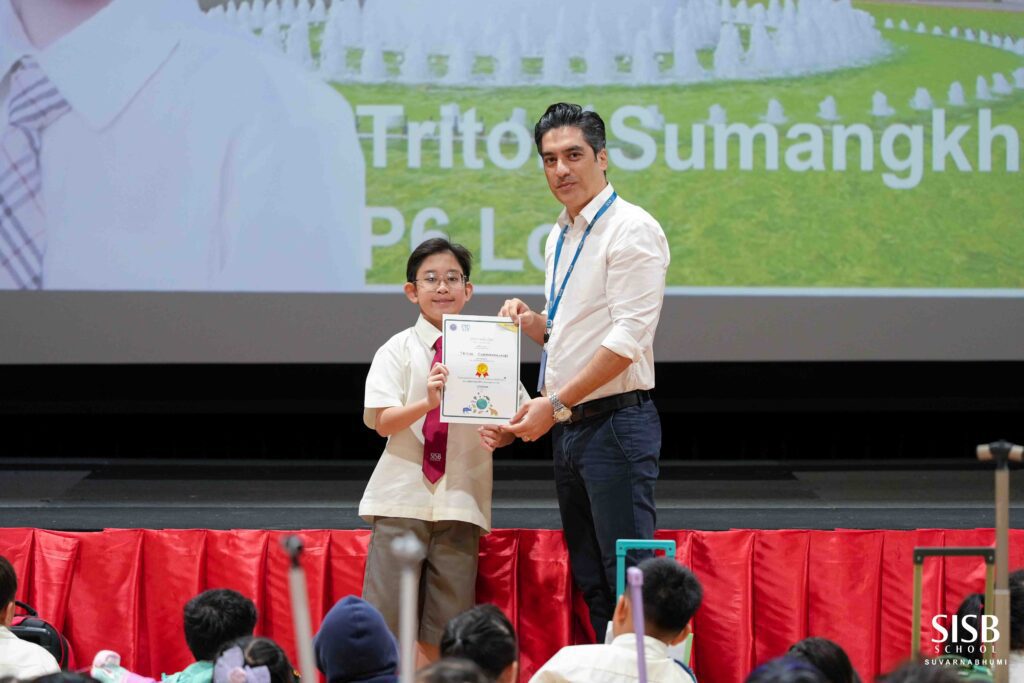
[545,191,617,343]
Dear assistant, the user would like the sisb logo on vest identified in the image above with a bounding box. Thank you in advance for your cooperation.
[931,614,1000,656]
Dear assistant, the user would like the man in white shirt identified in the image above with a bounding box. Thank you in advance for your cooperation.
[500,102,670,640]
[0,556,60,679]
[0,0,364,291]
[530,557,701,683]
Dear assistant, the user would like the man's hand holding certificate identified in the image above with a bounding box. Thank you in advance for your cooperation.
[440,314,521,425]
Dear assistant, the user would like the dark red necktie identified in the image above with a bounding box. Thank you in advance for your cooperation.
[422,337,447,483]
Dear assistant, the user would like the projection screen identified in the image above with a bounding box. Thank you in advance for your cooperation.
[1,0,1022,363]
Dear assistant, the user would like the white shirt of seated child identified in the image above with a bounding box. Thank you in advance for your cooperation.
[0,625,60,679]
[528,633,696,683]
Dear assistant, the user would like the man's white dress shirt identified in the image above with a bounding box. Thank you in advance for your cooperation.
[529,633,696,683]
[361,315,530,532]
[541,183,670,403]
[0,625,60,679]
[0,0,365,291]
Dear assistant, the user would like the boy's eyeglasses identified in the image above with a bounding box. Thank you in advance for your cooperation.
[412,272,468,291]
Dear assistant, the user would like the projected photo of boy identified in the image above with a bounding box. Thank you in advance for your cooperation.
[0,0,365,292]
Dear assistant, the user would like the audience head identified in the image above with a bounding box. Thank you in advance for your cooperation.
[613,557,703,644]
[950,592,986,651]
[746,657,827,683]
[31,674,99,683]
[1009,569,1024,650]
[214,637,296,683]
[877,661,961,683]
[0,556,16,626]
[787,638,859,683]
[416,659,489,683]
[183,589,258,662]
[440,605,517,683]
[314,596,398,683]
[955,592,985,624]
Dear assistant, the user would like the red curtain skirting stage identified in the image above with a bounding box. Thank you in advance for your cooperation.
[1,528,1020,683]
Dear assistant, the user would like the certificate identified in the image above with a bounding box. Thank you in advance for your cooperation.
[440,314,521,425]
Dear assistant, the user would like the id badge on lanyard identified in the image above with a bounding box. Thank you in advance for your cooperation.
[536,191,617,394]
[537,348,549,394]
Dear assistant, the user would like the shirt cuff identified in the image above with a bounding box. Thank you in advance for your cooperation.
[363,400,403,429]
[600,325,645,363]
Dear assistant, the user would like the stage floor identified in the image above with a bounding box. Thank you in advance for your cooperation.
[3,457,1022,531]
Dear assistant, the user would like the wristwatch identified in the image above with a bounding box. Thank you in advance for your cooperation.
[549,393,572,423]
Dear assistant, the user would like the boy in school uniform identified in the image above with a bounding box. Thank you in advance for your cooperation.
[360,238,524,661]
[529,557,703,683]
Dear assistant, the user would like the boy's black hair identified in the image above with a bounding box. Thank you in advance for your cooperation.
[632,557,703,637]
[184,588,258,662]
[0,556,16,609]
[746,657,827,683]
[406,238,472,283]
[416,658,489,683]
[533,103,606,156]
[787,637,860,683]
[440,604,517,680]
[217,636,297,683]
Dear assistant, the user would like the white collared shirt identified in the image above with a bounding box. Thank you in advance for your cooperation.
[529,633,696,683]
[541,183,670,403]
[1010,652,1024,683]
[0,625,60,679]
[0,0,365,291]
[360,315,530,532]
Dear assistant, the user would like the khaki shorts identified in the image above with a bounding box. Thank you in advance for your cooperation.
[362,517,481,645]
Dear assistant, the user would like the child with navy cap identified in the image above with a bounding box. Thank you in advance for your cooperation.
[314,597,398,683]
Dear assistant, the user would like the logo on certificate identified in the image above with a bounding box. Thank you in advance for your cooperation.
[464,393,498,417]
[475,363,489,377]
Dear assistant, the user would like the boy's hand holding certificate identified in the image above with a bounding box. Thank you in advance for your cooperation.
[440,314,521,425]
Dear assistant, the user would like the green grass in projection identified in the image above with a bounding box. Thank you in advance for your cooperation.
[319,3,1024,289]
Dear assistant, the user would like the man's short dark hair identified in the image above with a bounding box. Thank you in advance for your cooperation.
[416,658,489,683]
[406,238,472,283]
[533,103,606,157]
[747,657,828,683]
[0,556,16,609]
[633,557,703,637]
[183,589,258,662]
[787,637,859,683]
[440,604,517,680]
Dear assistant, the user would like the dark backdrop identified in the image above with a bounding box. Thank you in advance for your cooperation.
[4,361,1023,462]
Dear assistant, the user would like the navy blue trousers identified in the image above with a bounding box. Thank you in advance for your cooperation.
[552,398,661,641]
